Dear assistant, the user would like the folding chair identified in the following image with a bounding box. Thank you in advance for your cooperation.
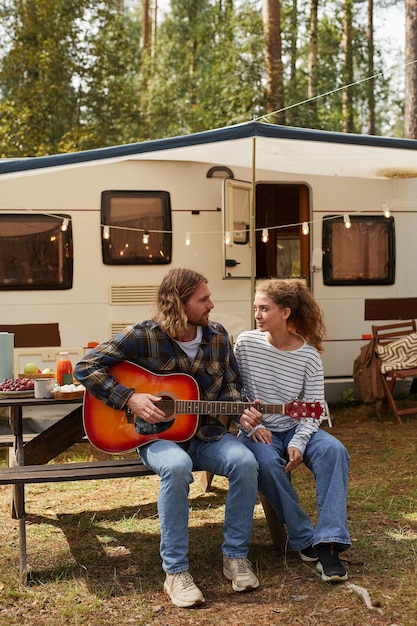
[372,320,417,424]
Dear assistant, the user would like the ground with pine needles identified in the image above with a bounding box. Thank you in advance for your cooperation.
[0,401,417,625]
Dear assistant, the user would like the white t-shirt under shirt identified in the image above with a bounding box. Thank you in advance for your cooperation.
[174,326,203,360]
[234,329,325,453]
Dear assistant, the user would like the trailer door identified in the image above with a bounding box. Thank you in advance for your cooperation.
[223,180,311,284]
[222,178,252,278]
[255,183,310,286]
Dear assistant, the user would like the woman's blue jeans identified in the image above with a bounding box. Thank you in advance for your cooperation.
[138,432,259,574]
[240,427,351,552]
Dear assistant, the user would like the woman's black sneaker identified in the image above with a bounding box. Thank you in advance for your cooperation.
[316,543,348,582]
[299,545,318,562]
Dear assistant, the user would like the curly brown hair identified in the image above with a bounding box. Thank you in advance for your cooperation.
[256,278,327,353]
[153,268,208,339]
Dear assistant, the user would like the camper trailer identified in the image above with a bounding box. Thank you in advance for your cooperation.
[1,121,417,402]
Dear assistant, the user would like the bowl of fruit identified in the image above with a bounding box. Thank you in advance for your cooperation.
[18,363,55,380]
[0,377,35,398]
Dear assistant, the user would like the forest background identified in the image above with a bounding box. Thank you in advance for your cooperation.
[0,0,413,158]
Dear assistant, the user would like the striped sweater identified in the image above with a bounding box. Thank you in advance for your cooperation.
[234,329,325,454]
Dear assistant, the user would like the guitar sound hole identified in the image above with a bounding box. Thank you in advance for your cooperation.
[158,395,176,419]
[134,394,176,436]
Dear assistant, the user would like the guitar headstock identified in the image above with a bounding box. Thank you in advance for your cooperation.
[285,400,323,420]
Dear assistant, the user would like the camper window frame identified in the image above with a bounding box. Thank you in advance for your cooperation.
[101,190,172,266]
[322,215,395,286]
[0,213,73,291]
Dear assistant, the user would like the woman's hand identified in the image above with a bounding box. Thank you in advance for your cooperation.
[250,427,272,444]
[285,446,303,473]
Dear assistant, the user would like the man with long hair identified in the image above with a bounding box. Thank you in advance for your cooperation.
[75,268,261,608]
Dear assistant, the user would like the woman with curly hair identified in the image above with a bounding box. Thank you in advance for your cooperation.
[234,278,351,582]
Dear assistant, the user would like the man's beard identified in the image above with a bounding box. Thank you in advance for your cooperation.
[187,313,210,327]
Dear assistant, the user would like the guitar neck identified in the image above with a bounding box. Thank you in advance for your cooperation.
[175,400,282,415]
[172,399,322,420]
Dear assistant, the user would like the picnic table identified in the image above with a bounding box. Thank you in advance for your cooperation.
[0,396,287,582]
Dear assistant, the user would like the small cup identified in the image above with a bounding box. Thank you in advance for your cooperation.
[34,378,54,399]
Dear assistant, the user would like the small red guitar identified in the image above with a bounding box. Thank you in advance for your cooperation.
[82,362,323,453]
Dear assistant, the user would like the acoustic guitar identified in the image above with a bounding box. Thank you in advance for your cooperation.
[82,361,323,453]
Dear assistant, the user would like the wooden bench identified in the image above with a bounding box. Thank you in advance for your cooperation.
[0,457,154,485]
[0,457,156,581]
[0,457,287,582]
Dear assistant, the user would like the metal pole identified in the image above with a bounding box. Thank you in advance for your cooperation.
[250,137,256,328]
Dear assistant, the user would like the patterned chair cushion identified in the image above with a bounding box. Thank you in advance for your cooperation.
[376,332,417,373]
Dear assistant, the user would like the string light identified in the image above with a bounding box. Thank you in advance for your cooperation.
[91,209,396,239]
[142,230,150,244]
[9,207,401,245]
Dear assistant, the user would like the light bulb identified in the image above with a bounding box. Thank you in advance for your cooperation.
[261,228,269,243]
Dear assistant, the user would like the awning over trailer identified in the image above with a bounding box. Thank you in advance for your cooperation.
[1,121,417,180]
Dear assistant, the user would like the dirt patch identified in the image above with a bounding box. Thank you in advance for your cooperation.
[0,402,416,625]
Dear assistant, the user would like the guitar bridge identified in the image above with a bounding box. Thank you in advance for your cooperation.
[125,407,134,424]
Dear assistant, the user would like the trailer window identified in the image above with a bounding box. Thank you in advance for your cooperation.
[322,215,395,285]
[0,213,73,290]
[101,190,172,265]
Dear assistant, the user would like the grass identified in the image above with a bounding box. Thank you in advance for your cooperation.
[1,402,417,625]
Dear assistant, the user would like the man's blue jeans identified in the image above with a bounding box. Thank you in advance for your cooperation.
[239,427,351,552]
[139,432,259,574]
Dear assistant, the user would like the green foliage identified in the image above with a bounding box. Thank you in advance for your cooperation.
[62,2,144,150]
[140,0,265,137]
[0,0,406,157]
[0,0,85,156]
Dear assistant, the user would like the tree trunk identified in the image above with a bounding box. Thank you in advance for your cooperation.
[290,0,298,84]
[307,0,319,125]
[142,0,150,88]
[404,0,417,138]
[263,0,285,123]
[142,0,150,53]
[342,0,354,133]
[151,0,158,71]
[367,0,375,135]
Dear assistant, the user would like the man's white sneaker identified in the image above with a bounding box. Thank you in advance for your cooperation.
[223,557,260,592]
[164,571,205,608]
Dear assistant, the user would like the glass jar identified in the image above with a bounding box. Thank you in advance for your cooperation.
[56,351,73,385]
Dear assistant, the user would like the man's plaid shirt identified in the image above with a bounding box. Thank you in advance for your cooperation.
[74,320,243,414]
